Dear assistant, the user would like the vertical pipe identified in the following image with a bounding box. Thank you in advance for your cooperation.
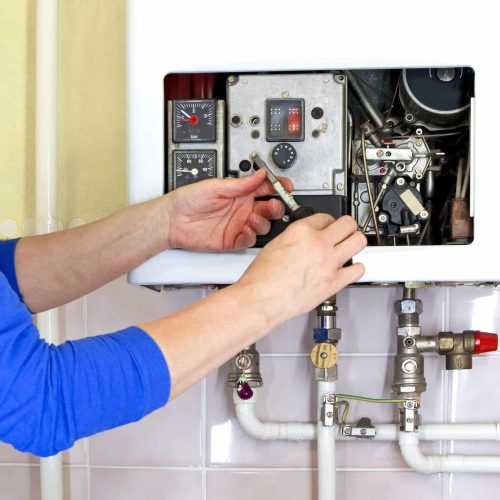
[317,380,336,500]
[36,0,63,499]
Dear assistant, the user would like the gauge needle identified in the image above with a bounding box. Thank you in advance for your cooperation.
[180,110,191,119]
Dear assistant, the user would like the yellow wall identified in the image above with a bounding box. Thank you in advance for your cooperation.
[0,0,126,237]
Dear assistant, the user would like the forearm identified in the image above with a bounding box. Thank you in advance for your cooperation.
[140,282,281,399]
[16,197,169,312]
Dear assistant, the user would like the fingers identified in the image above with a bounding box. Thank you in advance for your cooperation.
[220,169,268,198]
[296,213,335,231]
[332,231,368,265]
[254,199,285,220]
[247,213,271,236]
[323,215,359,246]
[334,262,366,288]
[233,225,257,250]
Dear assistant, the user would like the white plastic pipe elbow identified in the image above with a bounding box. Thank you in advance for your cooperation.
[399,431,500,473]
[233,390,316,441]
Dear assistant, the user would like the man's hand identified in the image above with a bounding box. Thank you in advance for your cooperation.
[235,213,367,324]
[164,169,293,251]
[142,213,367,399]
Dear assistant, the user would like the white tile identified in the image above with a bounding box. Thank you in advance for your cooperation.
[63,467,88,500]
[90,382,202,467]
[207,356,443,469]
[0,466,40,500]
[0,442,38,464]
[257,313,315,354]
[86,276,203,335]
[448,286,500,333]
[207,471,443,500]
[90,469,202,500]
[451,356,500,422]
[450,474,500,500]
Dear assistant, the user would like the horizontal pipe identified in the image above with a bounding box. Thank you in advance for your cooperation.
[234,393,500,443]
[400,432,500,474]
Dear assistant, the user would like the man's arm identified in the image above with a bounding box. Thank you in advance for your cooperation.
[15,170,290,313]
[141,214,367,399]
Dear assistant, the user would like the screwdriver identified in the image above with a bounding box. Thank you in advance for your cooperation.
[251,153,315,222]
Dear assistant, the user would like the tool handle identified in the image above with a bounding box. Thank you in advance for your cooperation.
[290,205,315,222]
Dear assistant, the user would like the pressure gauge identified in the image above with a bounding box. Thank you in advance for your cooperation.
[172,150,217,188]
[173,99,217,143]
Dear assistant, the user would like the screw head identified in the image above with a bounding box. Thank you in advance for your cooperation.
[396,177,405,186]
[376,149,384,157]
[336,183,344,191]
[419,210,429,220]
[282,91,289,98]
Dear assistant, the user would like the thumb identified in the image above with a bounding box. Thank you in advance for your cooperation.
[219,169,267,198]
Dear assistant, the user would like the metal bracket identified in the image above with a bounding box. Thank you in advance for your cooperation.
[321,393,337,427]
[341,418,376,439]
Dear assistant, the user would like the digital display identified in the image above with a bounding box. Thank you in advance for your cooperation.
[266,99,305,142]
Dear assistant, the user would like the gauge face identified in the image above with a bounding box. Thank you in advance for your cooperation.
[173,100,217,143]
[172,150,217,189]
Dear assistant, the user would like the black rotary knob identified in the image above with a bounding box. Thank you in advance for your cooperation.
[272,143,297,169]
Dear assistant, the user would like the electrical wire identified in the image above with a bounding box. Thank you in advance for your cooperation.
[336,394,405,404]
[360,133,381,244]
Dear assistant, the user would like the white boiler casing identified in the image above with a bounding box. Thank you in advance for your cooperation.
[127,0,497,285]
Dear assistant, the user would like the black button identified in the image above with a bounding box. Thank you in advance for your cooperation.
[311,107,324,119]
[239,160,252,172]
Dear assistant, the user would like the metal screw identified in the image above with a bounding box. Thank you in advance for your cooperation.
[353,167,361,175]
[385,151,392,157]
[416,128,423,136]
[336,183,344,191]
[282,91,289,98]
[360,429,367,436]
[326,395,335,403]
[405,113,414,122]
[227,75,236,84]
[416,140,423,147]
[407,418,414,424]
[396,178,405,186]
[377,149,384,157]
[378,213,388,223]
[419,210,429,220]
[320,352,328,359]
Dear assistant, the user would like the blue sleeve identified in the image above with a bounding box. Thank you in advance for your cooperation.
[0,239,23,302]
[0,272,170,457]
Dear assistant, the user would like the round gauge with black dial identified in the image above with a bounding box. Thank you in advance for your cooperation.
[173,100,217,143]
[172,150,217,189]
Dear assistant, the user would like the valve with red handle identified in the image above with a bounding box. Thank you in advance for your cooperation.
[416,330,498,370]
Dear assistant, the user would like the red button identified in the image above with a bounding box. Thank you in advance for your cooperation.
[474,331,498,354]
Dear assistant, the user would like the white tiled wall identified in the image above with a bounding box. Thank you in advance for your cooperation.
[1,279,500,499]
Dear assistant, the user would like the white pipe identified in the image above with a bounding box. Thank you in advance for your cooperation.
[233,390,315,440]
[376,423,500,442]
[399,431,500,474]
[36,0,63,499]
[317,380,336,500]
[234,395,500,443]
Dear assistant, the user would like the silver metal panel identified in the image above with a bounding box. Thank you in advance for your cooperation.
[227,73,347,196]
